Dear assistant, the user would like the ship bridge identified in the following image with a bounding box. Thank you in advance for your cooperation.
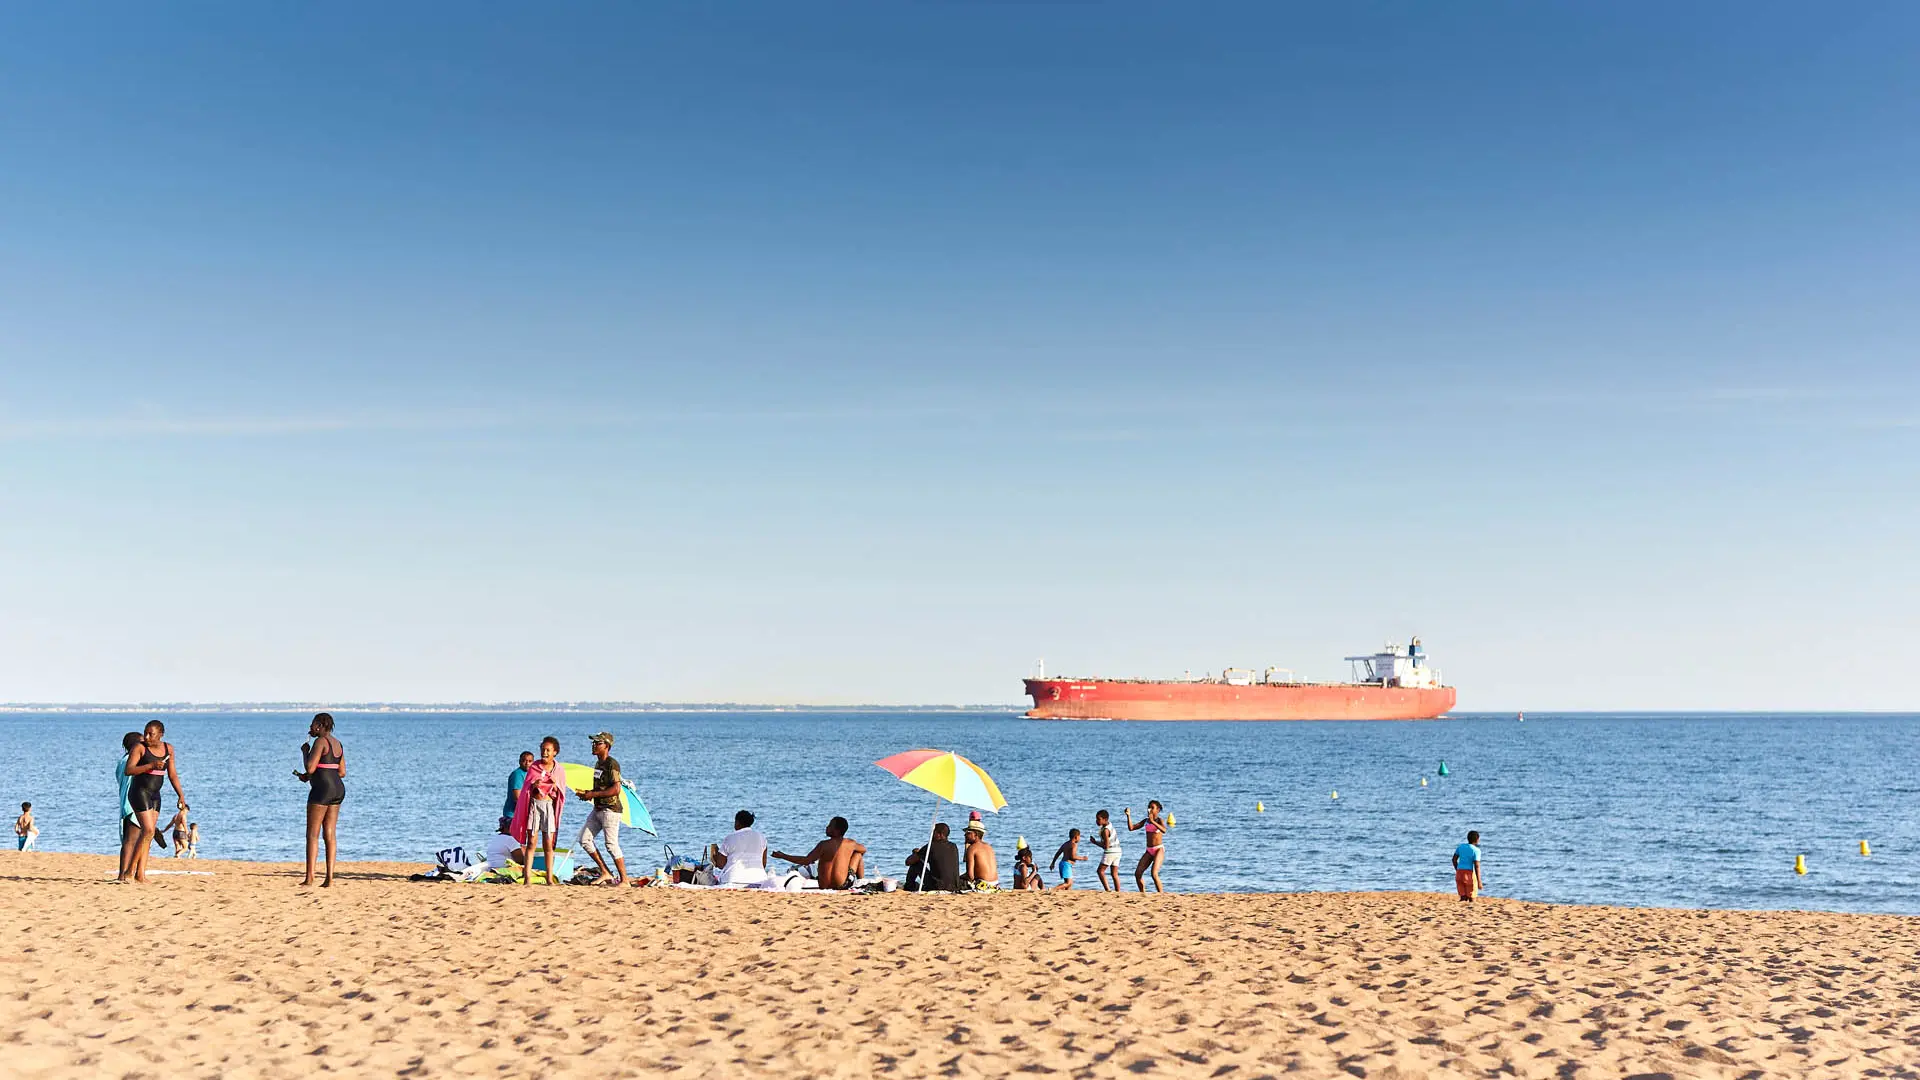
[1345,638,1441,689]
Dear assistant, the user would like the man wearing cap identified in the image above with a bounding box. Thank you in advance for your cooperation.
[572,732,628,886]
[963,819,998,890]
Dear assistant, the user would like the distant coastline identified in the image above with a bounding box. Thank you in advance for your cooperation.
[0,702,1027,714]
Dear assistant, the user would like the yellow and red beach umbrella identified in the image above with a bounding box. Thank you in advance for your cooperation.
[874,749,1007,813]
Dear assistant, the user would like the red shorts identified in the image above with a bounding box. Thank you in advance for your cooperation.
[1455,868,1479,899]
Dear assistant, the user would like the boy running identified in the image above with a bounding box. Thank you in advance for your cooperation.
[1049,829,1086,891]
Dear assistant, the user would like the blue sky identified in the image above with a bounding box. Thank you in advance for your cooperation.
[2,4,1916,708]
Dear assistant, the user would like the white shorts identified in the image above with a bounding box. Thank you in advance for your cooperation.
[527,799,558,841]
[1101,850,1122,867]
[577,807,622,860]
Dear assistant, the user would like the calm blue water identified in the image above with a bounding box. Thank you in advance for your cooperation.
[2,710,1915,914]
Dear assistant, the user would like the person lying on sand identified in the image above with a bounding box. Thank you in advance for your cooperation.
[963,821,997,889]
[772,816,867,889]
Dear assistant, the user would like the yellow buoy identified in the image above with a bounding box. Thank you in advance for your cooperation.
[1330,790,1338,800]
[1794,854,1807,875]
[1420,777,1428,787]
[1167,815,1175,827]
[1255,801,1264,813]
[1860,840,1871,857]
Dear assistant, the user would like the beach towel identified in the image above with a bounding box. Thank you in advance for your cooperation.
[116,757,133,825]
[507,761,567,845]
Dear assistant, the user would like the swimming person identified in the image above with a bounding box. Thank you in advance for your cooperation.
[1093,809,1121,892]
[772,816,867,889]
[504,750,533,819]
[295,712,346,887]
[1452,830,1483,902]
[1124,801,1167,893]
[1049,829,1085,891]
[572,731,627,886]
[512,736,565,886]
[125,721,187,884]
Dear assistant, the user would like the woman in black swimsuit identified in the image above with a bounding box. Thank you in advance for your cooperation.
[122,720,187,884]
[294,712,345,887]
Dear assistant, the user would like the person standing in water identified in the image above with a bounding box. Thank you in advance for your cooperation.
[122,721,187,884]
[1124,800,1168,893]
[14,802,35,851]
[294,712,345,887]
[166,806,190,857]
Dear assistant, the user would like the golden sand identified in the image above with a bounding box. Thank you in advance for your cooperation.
[1,853,1915,1078]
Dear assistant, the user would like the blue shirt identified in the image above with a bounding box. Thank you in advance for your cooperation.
[503,766,529,816]
[1454,842,1480,871]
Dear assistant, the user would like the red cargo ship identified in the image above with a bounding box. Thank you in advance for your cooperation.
[1024,639,1455,721]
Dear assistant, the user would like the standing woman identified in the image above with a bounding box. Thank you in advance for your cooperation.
[294,712,345,887]
[125,721,188,884]
[113,731,144,882]
[1124,800,1168,893]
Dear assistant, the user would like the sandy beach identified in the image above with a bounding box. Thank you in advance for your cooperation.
[1,853,1915,1078]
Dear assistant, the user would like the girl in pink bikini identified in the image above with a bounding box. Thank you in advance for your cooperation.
[295,712,345,887]
[1124,800,1168,893]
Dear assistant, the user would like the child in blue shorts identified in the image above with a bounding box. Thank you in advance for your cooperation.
[1050,829,1086,891]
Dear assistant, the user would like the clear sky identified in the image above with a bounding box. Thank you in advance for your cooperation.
[2,4,1916,708]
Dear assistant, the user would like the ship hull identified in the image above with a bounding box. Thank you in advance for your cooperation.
[1023,678,1455,721]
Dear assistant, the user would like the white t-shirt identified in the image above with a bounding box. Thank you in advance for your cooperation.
[485,831,520,868]
[716,827,769,885]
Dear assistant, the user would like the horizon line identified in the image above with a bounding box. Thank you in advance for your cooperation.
[2,703,1917,717]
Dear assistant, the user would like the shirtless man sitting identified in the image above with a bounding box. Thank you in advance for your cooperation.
[963,820,998,889]
[772,816,868,889]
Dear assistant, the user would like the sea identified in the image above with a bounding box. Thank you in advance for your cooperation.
[2,710,1915,915]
